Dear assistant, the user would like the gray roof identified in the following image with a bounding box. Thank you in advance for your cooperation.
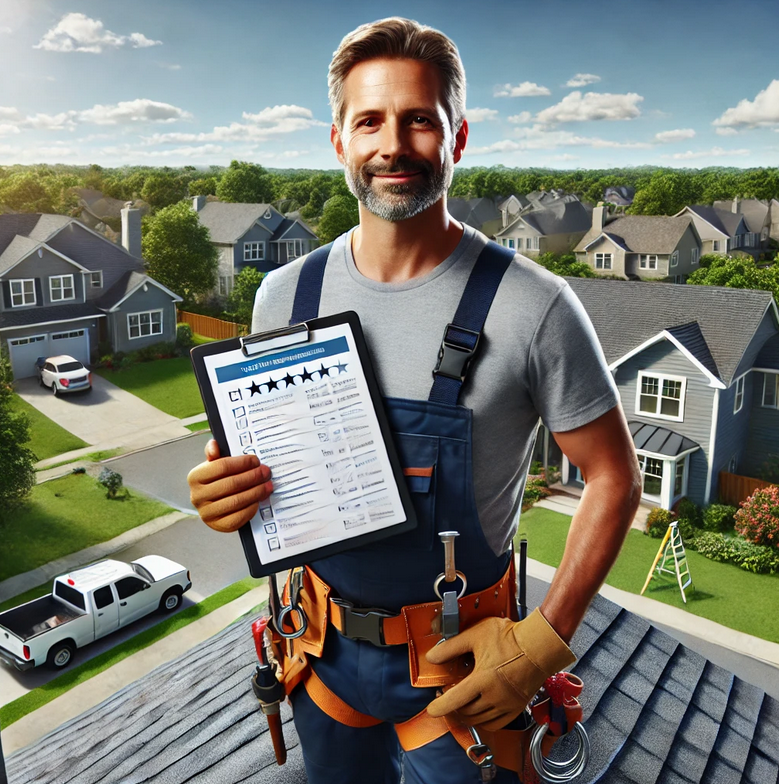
[629,421,699,456]
[97,270,150,310]
[0,235,39,275]
[196,202,274,244]
[714,199,770,234]
[0,302,104,330]
[566,278,776,385]
[667,322,720,379]
[7,593,779,784]
[0,214,39,257]
[498,200,591,238]
[75,188,134,221]
[685,206,744,237]
[27,215,72,243]
[447,197,501,232]
[756,333,779,370]
[576,215,694,255]
[604,186,635,206]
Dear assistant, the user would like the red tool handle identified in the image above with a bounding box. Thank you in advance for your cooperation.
[252,616,270,665]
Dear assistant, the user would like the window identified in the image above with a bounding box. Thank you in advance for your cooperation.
[515,238,523,250]
[508,239,515,249]
[674,460,685,496]
[691,248,699,265]
[284,239,304,260]
[763,374,779,408]
[10,279,35,307]
[93,586,114,609]
[527,236,539,251]
[639,455,663,497]
[638,372,686,420]
[671,251,679,267]
[639,255,658,270]
[712,240,721,252]
[595,253,612,270]
[115,577,146,599]
[54,582,86,611]
[218,275,233,296]
[244,241,265,261]
[89,271,103,288]
[734,376,745,413]
[49,274,74,302]
[9,334,45,347]
[52,329,85,341]
[127,310,163,339]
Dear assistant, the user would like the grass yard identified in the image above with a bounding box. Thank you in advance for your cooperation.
[0,473,172,582]
[95,357,204,419]
[517,506,779,644]
[10,395,88,461]
[185,421,210,433]
[0,576,265,728]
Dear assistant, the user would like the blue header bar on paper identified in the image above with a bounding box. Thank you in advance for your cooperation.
[215,336,349,383]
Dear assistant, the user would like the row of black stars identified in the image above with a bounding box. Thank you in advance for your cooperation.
[247,362,349,396]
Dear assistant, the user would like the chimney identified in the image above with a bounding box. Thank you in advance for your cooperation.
[592,201,607,232]
[192,195,206,212]
[121,205,142,258]
[732,196,740,214]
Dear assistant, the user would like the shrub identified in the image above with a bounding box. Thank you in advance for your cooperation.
[703,503,737,533]
[529,460,543,475]
[694,531,779,574]
[675,497,703,529]
[676,517,697,545]
[523,476,551,507]
[176,322,195,351]
[735,485,779,548]
[98,467,124,499]
[645,507,675,539]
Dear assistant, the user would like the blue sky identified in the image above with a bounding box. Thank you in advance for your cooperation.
[2,0,779,170]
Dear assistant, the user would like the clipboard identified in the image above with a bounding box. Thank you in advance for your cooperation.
[190,311,417,577]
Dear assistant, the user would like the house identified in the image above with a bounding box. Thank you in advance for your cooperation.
[574,205,702,282]
[552,279,779,511]
[447,196,504,237]
[675,204,756,257]
[6,591,779,783]
[75,188,150,237]
[604,185,635,208]
[0,209,181,379]
[192,197,318,297]
[714,197,777,248]
[495,198,592,257]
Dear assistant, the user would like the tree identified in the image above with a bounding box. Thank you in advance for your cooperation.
[687,254,779,304]
[0,350,36,521]
[226,267,266,327]
[140,174,188,211]
[189,177,218,197]
[535,252,596,278]
[629,170,700,216]
[216,160,276,203]
[317,194,359,243]
[142,201,218,303]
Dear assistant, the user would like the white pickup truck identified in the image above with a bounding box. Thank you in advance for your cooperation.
[0,556,192,671]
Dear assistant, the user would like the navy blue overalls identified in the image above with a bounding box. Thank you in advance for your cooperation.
[286,239,521,784]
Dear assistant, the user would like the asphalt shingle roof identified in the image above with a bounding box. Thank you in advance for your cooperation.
[686,206,743,237]
[756,333,779,369]
[0,214,39,257]
[576,215,693,255]
[96,270,149,310]
[196,202,273,244]
[714,199,770,235]
[666,322,720,379]
[499,200,591,238]
[28,215,72,243]
[7,592,779,784]
[0,302,104,329]
[0,235,39,275]
[447,197,501,231]
[566,279,776,386]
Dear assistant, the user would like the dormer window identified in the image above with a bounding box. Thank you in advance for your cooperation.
[50,274,75,302]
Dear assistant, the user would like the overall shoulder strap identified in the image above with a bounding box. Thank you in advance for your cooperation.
[289,243,334,325]
[428,241,515,405]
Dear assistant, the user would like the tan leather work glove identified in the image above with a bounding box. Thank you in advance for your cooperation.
[425,608,575,732]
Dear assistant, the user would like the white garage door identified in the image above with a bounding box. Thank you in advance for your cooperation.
[8,334,49,379]
[50,329,89,366]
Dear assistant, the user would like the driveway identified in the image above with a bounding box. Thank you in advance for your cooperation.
[15,375,190,448]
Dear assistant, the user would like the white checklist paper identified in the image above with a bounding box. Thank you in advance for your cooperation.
[201,322,406,564]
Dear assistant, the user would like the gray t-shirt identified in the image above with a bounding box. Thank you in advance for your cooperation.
[252,224,619,555]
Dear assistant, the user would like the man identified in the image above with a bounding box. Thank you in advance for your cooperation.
[188,17,641,784]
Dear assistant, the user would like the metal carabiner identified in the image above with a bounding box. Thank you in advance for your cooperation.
[529,720,590,783]
[276,567,308,640]
[466,725,497,782]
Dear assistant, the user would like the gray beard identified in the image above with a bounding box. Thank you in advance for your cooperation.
[344,156,452,222]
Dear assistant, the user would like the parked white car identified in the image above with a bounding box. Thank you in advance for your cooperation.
[0,556,192,670]
[35,354,92,395]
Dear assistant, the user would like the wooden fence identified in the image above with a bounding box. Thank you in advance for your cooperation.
[717,471,775,507]
[177,310,245,340]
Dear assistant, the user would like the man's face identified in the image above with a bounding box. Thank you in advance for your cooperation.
[332,58,467,222]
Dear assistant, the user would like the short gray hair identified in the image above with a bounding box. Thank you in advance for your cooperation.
[328,17,466,134]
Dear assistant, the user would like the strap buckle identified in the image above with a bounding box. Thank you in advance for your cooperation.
[331,598,395,647]
[433,324,481,383]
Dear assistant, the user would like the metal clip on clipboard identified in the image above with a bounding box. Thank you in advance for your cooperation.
[240,323,310,357]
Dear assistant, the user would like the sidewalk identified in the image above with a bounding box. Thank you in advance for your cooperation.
[540,482,651,531]
[1,583,270,755]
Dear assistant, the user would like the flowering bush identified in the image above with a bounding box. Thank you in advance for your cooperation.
[645,507,675,539]
[735,485,779,548]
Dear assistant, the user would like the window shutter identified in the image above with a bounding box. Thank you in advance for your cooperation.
[1,281,10,309]
[35,278,44,307]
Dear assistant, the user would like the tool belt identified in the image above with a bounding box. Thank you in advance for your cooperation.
[268,561,585,779]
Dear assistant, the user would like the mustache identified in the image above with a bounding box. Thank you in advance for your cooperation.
[362,157,433,177]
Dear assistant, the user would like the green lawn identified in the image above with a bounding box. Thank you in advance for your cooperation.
[185,421,210,433]
[518,506,779,644]
[0,576,265,728]
[10,395,88,461]
[95,357,204,418]
[0,473,172,582]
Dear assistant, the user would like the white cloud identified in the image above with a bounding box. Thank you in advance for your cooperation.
[494,81,551,97]
[34,13,161,53]
[261,149,312,160]
[0,26,11,34]
[0,124,20,137]
[667,147,751,160]
[508,111,533,124]
[713,80,779,129]
[79,99,191,125]
[0,107,23,122]
[716,127,739,136]
[158,62,182,71]
[550,153,580,162]
[145,104,326,145]
[535,91,643,123]
[654,128,696,143]
[25,112,77,130]
[566,73,601,88]
[467,139,525,155]
[466,108,499,123]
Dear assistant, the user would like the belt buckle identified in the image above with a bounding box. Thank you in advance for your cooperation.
[433,324,481,382]
[331,598,394,647]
